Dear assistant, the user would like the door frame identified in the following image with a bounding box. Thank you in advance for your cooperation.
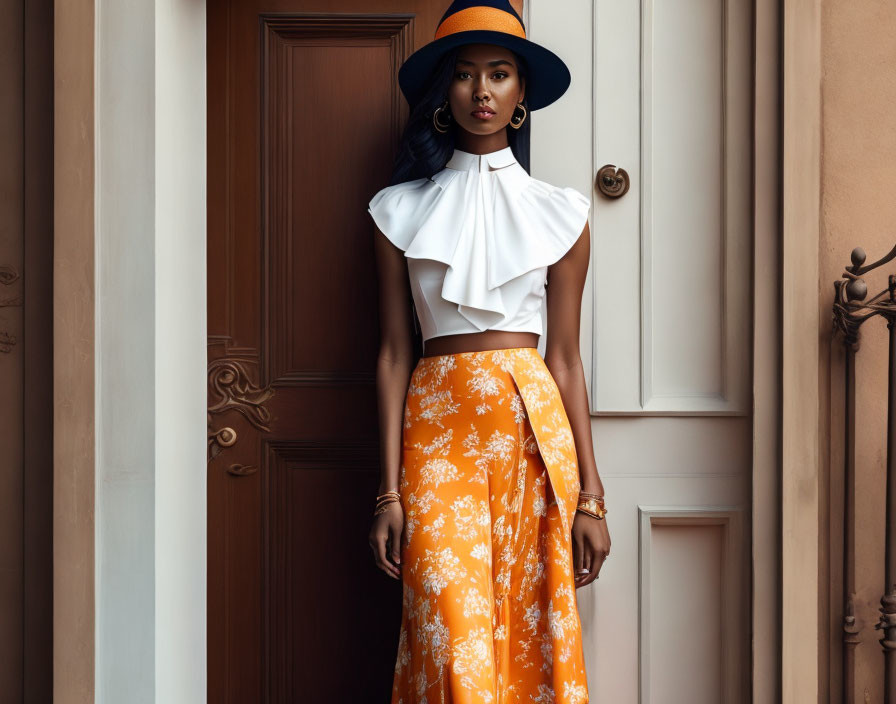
[50,0,809,700]
[753,0,786,699]
[53,0,208,701]
[779,0,824,699]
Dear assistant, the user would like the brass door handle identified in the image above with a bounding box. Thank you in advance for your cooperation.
[208,425,258,476]
[226,463,257,477]
[596,164,630,199]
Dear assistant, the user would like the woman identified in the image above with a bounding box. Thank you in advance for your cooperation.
[367,2,610,701]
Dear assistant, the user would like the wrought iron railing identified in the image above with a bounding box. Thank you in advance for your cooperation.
[833,243,896,702]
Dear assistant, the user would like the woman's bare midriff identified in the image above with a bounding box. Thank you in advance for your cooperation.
[422,330,540,358]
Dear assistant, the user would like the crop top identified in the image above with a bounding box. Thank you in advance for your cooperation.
[367,145,591,342]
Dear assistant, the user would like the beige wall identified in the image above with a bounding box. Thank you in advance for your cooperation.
[821,0,896,700]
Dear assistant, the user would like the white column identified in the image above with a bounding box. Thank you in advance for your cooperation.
[154,0,207,701]
[95,0,206,700]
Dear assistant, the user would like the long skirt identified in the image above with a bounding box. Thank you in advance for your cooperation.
[391,346,590,704]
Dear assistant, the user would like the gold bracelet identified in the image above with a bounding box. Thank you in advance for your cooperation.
[374,500,400,516]
[576,506,606,520]
[576,496,607,519]
[374,489,400,516]
[374,498,400,516]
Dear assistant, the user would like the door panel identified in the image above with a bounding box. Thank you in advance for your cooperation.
[593,0,751,414]
[207,3,438,700]
[582,0,753,699]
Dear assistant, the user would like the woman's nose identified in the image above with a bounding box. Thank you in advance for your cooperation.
[473,77,489,100]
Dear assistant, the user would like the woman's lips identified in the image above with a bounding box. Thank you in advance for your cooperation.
[471,109,496,120]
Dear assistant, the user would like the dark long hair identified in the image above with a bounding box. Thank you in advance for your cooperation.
[388,45,532,186]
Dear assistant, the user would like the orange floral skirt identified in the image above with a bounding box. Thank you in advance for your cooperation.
[391,347,590,704]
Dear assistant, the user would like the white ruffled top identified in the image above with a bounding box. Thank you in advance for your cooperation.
[367,145,591,341]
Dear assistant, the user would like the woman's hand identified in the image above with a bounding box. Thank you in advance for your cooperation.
[369,502,405,579]
[571,511,611,587]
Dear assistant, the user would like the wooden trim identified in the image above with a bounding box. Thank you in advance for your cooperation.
[752,0,784,699]
[781,0,822,699]
[24,0,55,698]
[53,0,95,700]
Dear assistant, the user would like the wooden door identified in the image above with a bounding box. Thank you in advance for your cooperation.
[579,0,754,700]
[0,0,53,699]
[206,2,440,700]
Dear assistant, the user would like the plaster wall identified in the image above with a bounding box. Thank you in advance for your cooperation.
[821,1,896,700]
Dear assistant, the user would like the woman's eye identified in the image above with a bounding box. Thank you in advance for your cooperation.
[455,71,509,80]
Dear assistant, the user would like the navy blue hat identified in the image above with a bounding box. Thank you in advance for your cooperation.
[397,0,572,111]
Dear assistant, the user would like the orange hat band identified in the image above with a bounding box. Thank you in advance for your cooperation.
[433,7,527,40]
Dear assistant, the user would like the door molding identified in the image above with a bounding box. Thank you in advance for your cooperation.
[752,0,786,700]
[638,506,745,703]
[53,0,97,698]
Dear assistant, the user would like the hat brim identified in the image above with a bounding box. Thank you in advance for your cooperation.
[397,30,571,111]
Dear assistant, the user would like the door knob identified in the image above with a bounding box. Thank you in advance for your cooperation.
[214,426,237,447]
[596,164,630,199]
[208,422,238,462]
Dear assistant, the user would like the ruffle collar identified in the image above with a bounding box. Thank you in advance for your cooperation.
[367,146,591,330]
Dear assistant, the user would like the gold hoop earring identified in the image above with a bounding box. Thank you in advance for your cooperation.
[432,100,452,133]
[509,102,527,129]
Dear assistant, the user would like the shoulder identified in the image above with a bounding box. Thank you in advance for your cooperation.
[368,176,438,213]
[521,175,591,222]
[484,171,591,284]
[367,176,442,250]
[513,175,591,258]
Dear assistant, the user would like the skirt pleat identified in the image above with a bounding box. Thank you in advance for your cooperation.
[390,347,590,704]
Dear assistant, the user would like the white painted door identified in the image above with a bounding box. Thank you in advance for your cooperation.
[529,1,753,701]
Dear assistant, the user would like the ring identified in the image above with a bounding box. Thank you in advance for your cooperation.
[576,568,590,574]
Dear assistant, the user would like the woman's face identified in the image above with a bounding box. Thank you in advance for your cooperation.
[447,44,525,138]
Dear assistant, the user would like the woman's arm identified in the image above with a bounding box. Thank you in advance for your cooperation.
[545,219,609,587]
[543,220,603,495]
[369,227,415,580]
[373,228,416,495]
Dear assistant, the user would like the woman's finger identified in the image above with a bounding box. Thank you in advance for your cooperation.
[573,528,589,583]
[579,523,605,587]
[375,532,400,579]
[591,534,611,584]
[389,522,403,572]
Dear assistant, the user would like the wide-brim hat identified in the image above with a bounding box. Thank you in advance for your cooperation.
[398,0,572,111]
